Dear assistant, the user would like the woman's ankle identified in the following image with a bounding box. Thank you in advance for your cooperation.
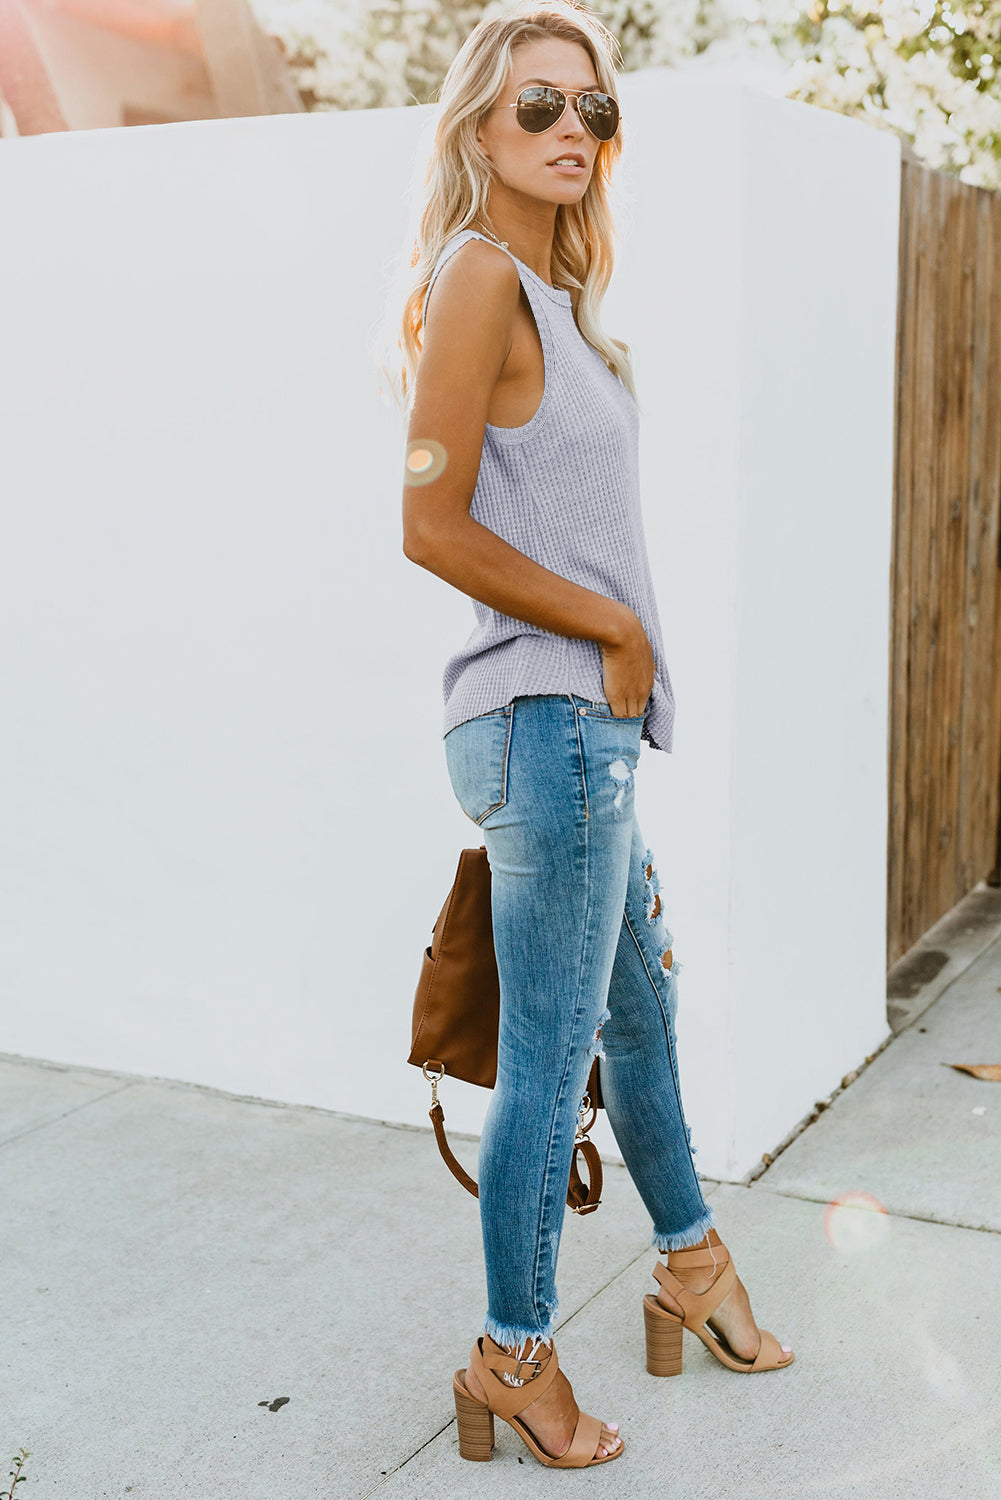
[487,1331,552,1363]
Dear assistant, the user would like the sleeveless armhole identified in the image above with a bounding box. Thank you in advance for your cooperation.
[483,273,555,445]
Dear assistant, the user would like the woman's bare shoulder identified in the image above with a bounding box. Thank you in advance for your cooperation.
[424,235,521,334]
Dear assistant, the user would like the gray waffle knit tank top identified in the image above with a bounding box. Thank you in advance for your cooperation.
[422,227,676,753]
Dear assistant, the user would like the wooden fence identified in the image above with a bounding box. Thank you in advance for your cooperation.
[889,158,1001,964]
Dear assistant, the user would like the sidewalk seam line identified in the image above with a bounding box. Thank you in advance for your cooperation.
[0,1081,137,1149]
[358,1414,459,1496]
[751,1184,1001,1235]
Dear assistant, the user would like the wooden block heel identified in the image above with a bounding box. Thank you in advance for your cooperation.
[453,1375,495,1461]
[643,1293,684,1376]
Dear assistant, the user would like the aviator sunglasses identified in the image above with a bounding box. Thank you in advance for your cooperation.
[501,85,621,143]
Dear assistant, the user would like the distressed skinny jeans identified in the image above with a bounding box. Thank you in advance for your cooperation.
[443,692,715,1351]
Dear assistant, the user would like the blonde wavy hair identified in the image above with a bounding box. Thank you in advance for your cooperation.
[377,0,637,418]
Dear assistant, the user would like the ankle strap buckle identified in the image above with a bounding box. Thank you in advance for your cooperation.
[509,1357,542,1383]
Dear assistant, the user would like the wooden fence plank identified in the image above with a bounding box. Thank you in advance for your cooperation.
[889,163,1001,962]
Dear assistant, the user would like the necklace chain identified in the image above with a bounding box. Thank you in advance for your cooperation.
[472,222,509,249]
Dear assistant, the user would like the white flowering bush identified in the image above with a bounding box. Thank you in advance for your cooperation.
[250,0,1001,188]
[768,0,1001,189]
[253,0,511,109]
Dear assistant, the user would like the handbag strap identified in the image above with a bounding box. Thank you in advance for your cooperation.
[429,1099,479,1196]
[427,1094,603,1214]
[566,1136,603,1215]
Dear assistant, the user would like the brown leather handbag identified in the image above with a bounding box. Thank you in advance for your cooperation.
[408,844,604,1214]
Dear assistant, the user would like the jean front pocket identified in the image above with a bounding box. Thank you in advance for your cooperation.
[444,703,515,825]
[577,696,649,722]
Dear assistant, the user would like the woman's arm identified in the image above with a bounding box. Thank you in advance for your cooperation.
[402,239,654,718]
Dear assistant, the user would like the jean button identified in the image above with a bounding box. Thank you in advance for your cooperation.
[579,707,588,715]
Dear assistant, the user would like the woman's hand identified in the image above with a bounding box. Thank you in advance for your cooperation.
[598,607,656,719]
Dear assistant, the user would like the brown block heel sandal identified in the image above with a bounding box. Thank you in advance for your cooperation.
[453,1334,624,1467]
[643,1240,795,1375]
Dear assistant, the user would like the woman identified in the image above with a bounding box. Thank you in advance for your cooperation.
[395,0,794,1470]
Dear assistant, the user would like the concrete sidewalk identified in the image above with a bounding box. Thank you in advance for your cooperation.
[3,931,1001,1499]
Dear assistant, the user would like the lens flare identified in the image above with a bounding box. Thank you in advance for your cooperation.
[822,1189,890,1253]
[405,438,447,485]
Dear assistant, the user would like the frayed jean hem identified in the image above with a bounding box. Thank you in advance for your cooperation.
[483,1313,556,1353]
[651,1202,717,1253]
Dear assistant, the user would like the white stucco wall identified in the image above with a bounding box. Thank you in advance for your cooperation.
[0,73,899,1181]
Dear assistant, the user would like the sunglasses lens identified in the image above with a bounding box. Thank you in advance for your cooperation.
[515,86,564,133]
[579,93,618,141]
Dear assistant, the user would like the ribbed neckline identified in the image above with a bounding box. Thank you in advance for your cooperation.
[465,230,572,306]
